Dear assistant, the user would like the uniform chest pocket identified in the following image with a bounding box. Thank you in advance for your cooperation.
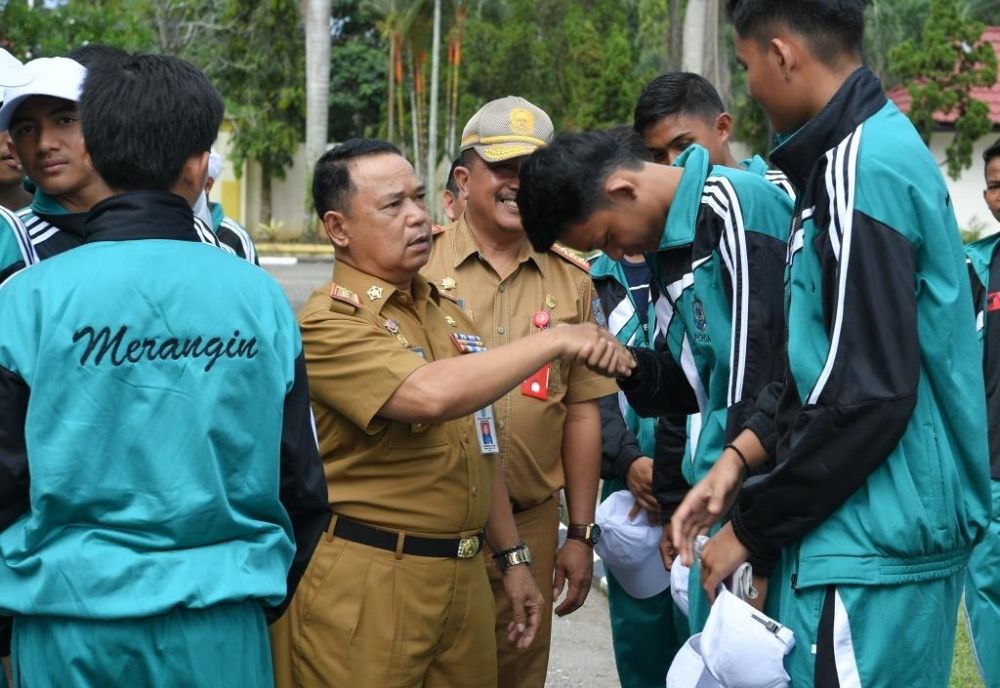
[386,421,450,449]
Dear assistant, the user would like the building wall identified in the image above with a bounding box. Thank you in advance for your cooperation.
[208,129,313,240]
[931,132,998,235]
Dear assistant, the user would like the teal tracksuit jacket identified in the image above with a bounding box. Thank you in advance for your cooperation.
[0,192,329,659]
[621,144,794,486]
[730,67,990,588]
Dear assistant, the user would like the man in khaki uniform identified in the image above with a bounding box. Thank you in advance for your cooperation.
[422,97,618,688]
[270,138,630,688]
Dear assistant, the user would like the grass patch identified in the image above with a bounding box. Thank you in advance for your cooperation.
[951,605,984,688]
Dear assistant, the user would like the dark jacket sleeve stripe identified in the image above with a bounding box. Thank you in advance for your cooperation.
[598,393,644,481]
[0,363,30,532]
[265,350,332,623]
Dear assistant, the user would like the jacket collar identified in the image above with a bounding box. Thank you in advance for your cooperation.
[770,67,886,191]
[30,190,89,239]
[85,191,201,243]
[660,144,711,250]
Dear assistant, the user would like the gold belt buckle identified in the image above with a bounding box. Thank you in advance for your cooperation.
[457,534,481,559]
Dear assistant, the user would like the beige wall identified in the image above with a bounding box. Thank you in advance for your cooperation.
[208,128,313,240]
[929,132,999,235]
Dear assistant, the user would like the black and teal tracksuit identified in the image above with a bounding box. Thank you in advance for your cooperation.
[732,67,990,687]
[0,207,34,285]
[0,191,252,282]
[619,144,794,634]
[964,234,1000,688]
[209,201,259,264]
[620,144,793,487]
[591,254,687,688]
[0,191,330,686]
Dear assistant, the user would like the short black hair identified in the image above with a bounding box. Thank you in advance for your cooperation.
[634,72,725,136]
[80,54,223,192]
[66,44,129,70]
[985,139,1000,169]
[313,138,401,217]
[445,156,461,195]
[458,147,479,169]
[725,0,865,65]
[517,132,644,252]
[606,125,653,162]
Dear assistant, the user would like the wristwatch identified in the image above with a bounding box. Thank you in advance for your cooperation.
[566,523,602,547]
[493,541,532,572]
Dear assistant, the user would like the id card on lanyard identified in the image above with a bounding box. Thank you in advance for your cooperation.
[474,406,499,454]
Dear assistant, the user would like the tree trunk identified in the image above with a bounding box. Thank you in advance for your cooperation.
[261,166,273,227]
[427,0,442,217]
[667,0,684,70]
[682,0,705,74]
[388,31,396,142]
[305,0,331,236]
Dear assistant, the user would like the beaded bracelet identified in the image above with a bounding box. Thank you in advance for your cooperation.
[724,443,751,475]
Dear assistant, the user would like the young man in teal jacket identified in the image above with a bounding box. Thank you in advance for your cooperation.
[963,138,1000,688]
[0,54,330,687]
[671,2,991,686]
[517,132,794,638]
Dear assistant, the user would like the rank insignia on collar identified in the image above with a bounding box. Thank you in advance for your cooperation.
[396,334,409,347]
[385,318,400,334]
[329,283,361,306]
[545,294,557,309]
[450,332,486,353]
[445,316,458,327]
[441,277,457,291]
[367,285,384,301]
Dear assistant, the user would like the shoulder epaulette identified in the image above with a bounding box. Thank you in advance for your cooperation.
[329,282,361,314]
[549,243,591,272]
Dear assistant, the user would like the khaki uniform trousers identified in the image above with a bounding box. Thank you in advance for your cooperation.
[271,526,497,688]
[487,497,559,688]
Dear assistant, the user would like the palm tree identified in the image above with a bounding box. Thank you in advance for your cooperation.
[305,0,332,191]
[365,0,426,150]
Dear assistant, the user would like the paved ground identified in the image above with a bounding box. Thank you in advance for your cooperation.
[264,258,624,687]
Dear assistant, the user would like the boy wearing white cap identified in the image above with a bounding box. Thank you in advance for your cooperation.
[0,52,249,273]
[0,51,38,286]
[0,56,114,262]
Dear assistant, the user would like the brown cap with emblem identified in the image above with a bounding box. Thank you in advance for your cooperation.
[460,96,554,163]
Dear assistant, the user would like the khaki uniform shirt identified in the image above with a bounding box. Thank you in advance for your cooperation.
[299,260,491,534]
[422,218,618,509]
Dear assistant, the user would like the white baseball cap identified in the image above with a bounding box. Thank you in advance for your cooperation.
[0,57,86,132]
[700,588,795,688]
[666,634,724,688]
[207,149,223,181]
[669,556,691,616]
[594,490,670,599]
[0,49,31,88]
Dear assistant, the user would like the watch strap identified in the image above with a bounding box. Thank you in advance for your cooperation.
[566,523,596,545]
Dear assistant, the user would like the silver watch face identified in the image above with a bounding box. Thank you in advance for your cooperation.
[590,524,602,546]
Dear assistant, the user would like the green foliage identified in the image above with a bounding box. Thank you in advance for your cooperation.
[207,0,305,183]
[460,0,646,132]
[328,31,387,141]
[890,0,997,179]
[0,0,154,60]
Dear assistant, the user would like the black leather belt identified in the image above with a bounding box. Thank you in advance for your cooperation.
[332,516,485,559]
